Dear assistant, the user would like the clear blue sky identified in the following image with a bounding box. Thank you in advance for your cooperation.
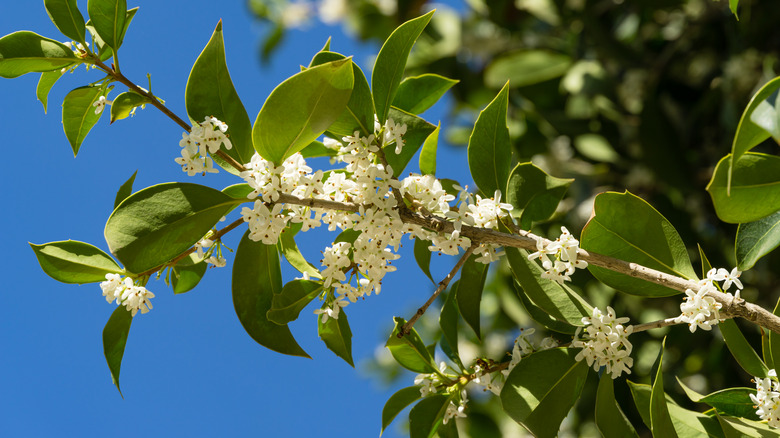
[0,1,471,437]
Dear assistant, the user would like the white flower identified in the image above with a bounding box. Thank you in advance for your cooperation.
[93,95,111,114]
[674,281,723,332]
[313,296,348,323]
[442,390,468,424]
[751,369,780,428]
[572,307,633,379]
[100,273,124,304]
[527,227,587,284]
[206,256,226,267]
[318,0,347,24]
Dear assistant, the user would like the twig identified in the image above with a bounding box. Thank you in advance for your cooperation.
[399,244,478,337]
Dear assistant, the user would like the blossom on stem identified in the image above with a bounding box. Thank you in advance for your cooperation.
[93,95,111,114]
[572,307,633,379]
[99,273,155,317]
[751,369,780,428]
[528,227,587,284]
[442,390,468,424]
[674,281,722,332]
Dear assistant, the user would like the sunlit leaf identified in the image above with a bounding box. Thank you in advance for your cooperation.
[45,0,87,45]
[720,319,769,378]
[318,306,354,367]
[393,74,458,114]
[382,386,422,434]
[62,85,104,156]
[267,279,322,325]
[31,240,122,284]
[103,305,132,396]
[456,255,488,339]
[595,376,639,437]
[36,69,64,113]
[87,0,127,51]
[0,31,78,78]
[506,163,572,229]
[386,317,436,373]
[709,153,780,224]
[468,82,511,197]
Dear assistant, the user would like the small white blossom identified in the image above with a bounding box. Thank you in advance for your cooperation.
[100,273,154,317]
[93,95,111,114]
[442,390,468,424]
[674,281,723,332]
[313,296,348,323]
[751,369,780,428]
[528,227,587,283]
[572,307,633,379]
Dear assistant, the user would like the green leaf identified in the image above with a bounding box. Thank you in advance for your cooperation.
[468,82,511,197]
[85,7,136,62]
[0,31,78,78]
[103,305,132,396]
[104,182,239,274]
[36,69,64,113]
[439,285,460,365]
[506,247,592,326]
[485,50,571,89]
[222,183,253,200]
[386,317,437,373]
[729,77,780,190]
[310,52,374,138]
[30,240,122,284]
[718,415,779,438]
[729,0,739,19]
[768,297,780,371]
[628,382,725,437]
[419,123,439,176]
[113,170,136,209]
[382,386,422,434]
[185,21,254,174]
[581,191,697,296]
[170,253,207,294]
[300,140,337,158]
[413,238,435,284]
[109,91,148,123]
[749,90,780,142]
[709,153,780,223]
[456,255,488,339]
[736,210,780,270]
[409,395,449,438]
[595,377,639,438]
[574,133,620,163]
[719,319,769,378]
[278,227,322,279]
[514,283,576,334]
[393,74,458,114]
[87,0,127,51]
[267,280,322,325]
[62,85,104,156]
[254,59,354,164]
[382,107,437,178]
[677,377,759,420]
[232,232,309,357]
[650,338,677,437]
[372,10,434,125]
[501,348,588,437]
[45,0,87,45]
[506,163,573,229]
[318,306,354,366]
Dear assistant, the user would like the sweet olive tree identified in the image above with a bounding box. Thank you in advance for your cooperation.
[5,0,780,436]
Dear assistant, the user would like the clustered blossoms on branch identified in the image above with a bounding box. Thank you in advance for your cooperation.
[412,362,469,424]
[527,227,588,284]
[674,267,744,332]
[572,306,633,379]
[99,273,155,317]
[175,116,233,176]
[751,369,780,428]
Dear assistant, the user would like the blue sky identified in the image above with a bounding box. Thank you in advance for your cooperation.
[0,1,472,437]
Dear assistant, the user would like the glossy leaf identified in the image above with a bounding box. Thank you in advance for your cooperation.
[372,11,434,125]
[45,0,87,45]
[85,7,136,62]
[439,285,460,365]
[104,182,239,274]
[382,386,422,434]
[185,21,253,174]
[232,233,309,357]
[581,191,697,296]
[62,85,104,156]
[393,74,458,114]
[170,253,207,294]
[267,280,322,325]
[506,247,592,326]
[456,255,488,339]
[677,377,758,420]
[749,90,780,142]
[310,52,374,138]
[718,415,778,437]
[0,31,78,78]
[318,307,354,367]
[36,69,64,113]
[300,140,337,158]
[113,170,136,209]
[31,240,122,284]
[413,238,435,284]
[467,82,511,197]
[595,376,639,438]
[485,49,571,88]
[253,59,354,164]
[506,163,573,229]
[628,382,725,437]
[87,0,127,51]
[729,0,739,18]
[650,338,677,437]
[278,226,322,279]
[109,91,147,123]
[501,348,588,437]
[514,283,576,334]
[709,153,780,223]
[719,319,769,378]
[409,394,449,438]
[221,183,252,200]
[419,123,439,176]
[382,107,436,178]
[386,317,436,374]
[103,305,132,396]
[736,210,780,270]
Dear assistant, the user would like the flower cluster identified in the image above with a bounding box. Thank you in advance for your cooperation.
[175,116,232,176]
[751,369,780,428]
[527,227,587,284]
[99,273,155,317]
[674,267,743,333]
[442,390,468,425]
[414,361,450,397]
[572,306,633,379]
